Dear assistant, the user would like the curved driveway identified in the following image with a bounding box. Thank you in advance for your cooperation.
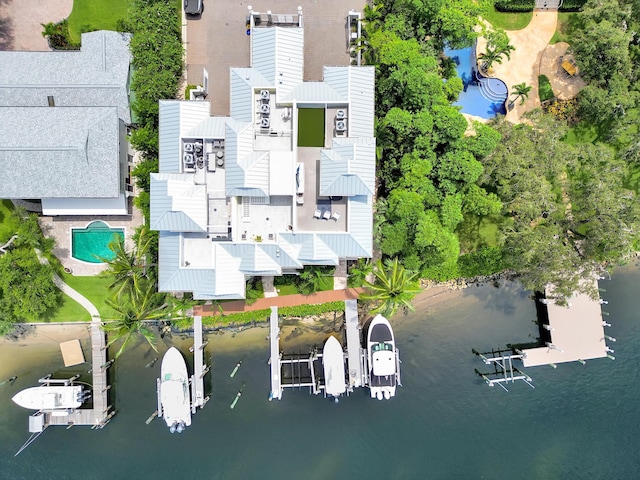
[0,0,72,51]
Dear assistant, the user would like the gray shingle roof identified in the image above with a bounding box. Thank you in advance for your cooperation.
[0,106,120,198]
[0,31,132,123]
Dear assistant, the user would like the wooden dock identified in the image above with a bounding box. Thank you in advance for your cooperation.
[344,299,364,389]
[40,321,112,429]
[190,315,208,412]
[269,307,282,400]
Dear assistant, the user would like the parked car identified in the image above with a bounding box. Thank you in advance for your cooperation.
[184,0,203,15]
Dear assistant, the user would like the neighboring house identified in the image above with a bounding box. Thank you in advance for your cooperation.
[151,18,376,300]
[0,31,133,215]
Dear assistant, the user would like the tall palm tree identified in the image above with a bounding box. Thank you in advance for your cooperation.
[103,281,168,358]
[511,82,532,105]
[98,226,152,298]
[361,258,421,318]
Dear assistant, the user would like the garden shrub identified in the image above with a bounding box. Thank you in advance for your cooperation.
[538,75,555,102]
[494,0,535,12]
[559,0,587,11]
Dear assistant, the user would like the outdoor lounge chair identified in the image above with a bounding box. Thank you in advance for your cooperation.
[322,210,331,220]
[313,209,321,219]
[331,211,341,221]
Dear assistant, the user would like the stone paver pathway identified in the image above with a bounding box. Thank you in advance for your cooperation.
[194,288,364,316]
[539,42,586,100]
[0,0,72,51]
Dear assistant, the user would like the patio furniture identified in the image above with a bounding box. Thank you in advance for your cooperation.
[313,209,321,219]
[331,211,341,221]
[322,210,331,220]
[561,60,577,76]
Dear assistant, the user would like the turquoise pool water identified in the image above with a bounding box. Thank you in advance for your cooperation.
[71,221,124,263]
[444,45,508,118]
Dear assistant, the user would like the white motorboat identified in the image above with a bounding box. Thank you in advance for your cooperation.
[159,347,191,433]
[12,385,85,411]
[367,314,398,400]
[322,335,346,400]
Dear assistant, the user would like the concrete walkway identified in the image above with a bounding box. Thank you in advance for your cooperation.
[479,10,558,123]
[194,288,364,316]
[539,42,586,100]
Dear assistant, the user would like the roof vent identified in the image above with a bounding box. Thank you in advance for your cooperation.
[260,117,270,128]
[260,104,270,114]
[47,96,55,107]
[336,120,347,132]
[336,109,346,120]
[260,90,270,100]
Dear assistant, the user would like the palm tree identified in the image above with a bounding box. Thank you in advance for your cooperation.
[478,47,504,73]
[361,258,421,318]
[103,281,169,358]
[511,82,532,106]
[297,266,329,294]
[98,226,152,298]
[348,258,374,287]
[362,3,384,35]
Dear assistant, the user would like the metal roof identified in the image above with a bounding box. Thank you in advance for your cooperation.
[319,139,376,197]
[150,173,207,232]
[323,66,375,137]
[186,116,228,138]
[251,27,304,102]
[158,232,216,294]
[281,82,345,103]
[0,106,119,199]
[0,31,132,123]
[230,68,271,121]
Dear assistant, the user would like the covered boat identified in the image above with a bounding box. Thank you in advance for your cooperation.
[367,314,398,400]
[159,347,191,433]
[322,335,346,399]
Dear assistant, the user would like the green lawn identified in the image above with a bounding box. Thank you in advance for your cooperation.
[42,293,91,323]
[538,74,554,102]
[482,8,533,31]
[60,273,118,319]
[0,199,19,244]
[550,12,580,44]
[67,0,132,44]
[275,284,299,296]
[297,108,325,147]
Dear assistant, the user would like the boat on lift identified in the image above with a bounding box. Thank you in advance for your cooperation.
[158,347,191,433]
[322,335,346,401]
[12,385,87,411]
[367,314,398,400]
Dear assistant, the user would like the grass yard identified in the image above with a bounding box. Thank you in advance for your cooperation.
[275,284,299,296]
[67,0,132,44]
[538,75,555,102]
[297,108,325,147]
[0,199,19,244]
[42,293,91,323]
[550,12,580,44]
[61,273,119,320]
[482,9,533,31]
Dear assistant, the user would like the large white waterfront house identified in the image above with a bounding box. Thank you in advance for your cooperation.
[0,31,133,216]
[151,22,376,299]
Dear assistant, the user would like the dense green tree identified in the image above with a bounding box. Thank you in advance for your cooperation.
[362,258,421,317]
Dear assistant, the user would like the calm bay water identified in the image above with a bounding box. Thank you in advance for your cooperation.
[1,266,640,479]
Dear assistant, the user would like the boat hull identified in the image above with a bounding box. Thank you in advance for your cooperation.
[160,347,191,430]
[12,385,84,411]
[323,335,346,397]
[367,314,398,400]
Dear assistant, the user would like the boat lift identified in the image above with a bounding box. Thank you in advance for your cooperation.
[473,348,534,392]
[268,302,401,401]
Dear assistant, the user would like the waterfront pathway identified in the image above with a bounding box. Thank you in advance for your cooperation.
[194,288,364,316]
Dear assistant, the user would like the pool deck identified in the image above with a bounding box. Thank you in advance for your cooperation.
[38,199,144,276]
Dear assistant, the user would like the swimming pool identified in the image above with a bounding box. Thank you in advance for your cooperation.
[444,45,507,118]
[71,221,125,264]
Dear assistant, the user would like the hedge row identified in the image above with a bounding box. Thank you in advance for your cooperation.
[494,0,535,12]
[558,0,587,11]
[174,301,348,329]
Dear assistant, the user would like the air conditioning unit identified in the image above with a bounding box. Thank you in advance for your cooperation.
[194,142,203,152]
[260,90,270,100]
[336,120,347,132]
[184,143,194,152]
[183,153,194,165]
[260,104,270,114]
[336,109,346,120]
[261,117,270,128]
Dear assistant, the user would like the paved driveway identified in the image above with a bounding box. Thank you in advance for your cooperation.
[185,0,366,115]
[0,0,72,51]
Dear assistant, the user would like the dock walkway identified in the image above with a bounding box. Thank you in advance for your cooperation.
[190,316,208,412]
[269,307,282,400]
[344,299,364,389]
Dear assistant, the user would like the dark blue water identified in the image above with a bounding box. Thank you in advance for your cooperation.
[1,266,640,479]
[445,45,508,118]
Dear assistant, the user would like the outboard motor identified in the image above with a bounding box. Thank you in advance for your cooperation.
[169,422,177,433]
[176,422,185,434]
[383,390,391,400]
[376,390,383,401]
